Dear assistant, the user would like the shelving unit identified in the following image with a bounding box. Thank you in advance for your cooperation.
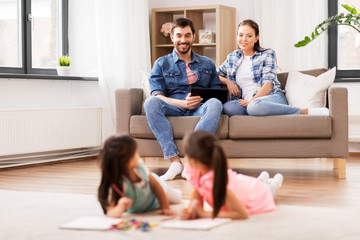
[151,5,236,67]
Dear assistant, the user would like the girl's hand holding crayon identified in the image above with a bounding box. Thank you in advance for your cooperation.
[179,207,196,220]
[117,197,133,212]
[106,197,133,218]
[179,199,202,220]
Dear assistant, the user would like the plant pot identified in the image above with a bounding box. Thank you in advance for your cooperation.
[57,66,70,76]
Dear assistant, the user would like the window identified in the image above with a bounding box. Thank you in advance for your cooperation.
[0,0,21,68]
[328,0,360,80]
[0,0,68,75]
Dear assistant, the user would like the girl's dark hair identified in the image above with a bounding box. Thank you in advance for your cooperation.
[237,19,267,52]
[97,134,137,214]
[183,130,228,218]
[171,17,196,35]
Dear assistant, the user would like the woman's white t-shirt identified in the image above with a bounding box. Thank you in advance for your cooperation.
[236,56,257,101]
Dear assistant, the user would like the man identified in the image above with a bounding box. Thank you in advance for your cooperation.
[143,18,223,181]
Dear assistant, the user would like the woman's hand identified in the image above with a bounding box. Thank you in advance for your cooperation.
[219,76,240,97]
[239,99,250,107]
[225,80,240,97]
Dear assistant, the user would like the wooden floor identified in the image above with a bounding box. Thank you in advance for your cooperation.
[1,155,360,209]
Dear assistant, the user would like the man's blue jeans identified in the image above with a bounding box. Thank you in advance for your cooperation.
[144,96,223,159]
[223,92,300,116]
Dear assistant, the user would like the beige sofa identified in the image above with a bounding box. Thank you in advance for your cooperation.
[115,69,348,179]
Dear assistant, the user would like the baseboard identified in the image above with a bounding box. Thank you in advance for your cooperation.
[349,152,360,156]
[349,142,360,155]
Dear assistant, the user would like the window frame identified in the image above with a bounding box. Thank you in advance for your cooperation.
[0,0,68,75]
[328,0,360,82]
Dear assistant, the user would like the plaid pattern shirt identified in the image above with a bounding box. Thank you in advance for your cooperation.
[217,49,283,100]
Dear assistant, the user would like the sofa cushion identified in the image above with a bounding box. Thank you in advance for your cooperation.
[130,115,229,139]
[277,68,327,90]
[229,115,331,139]
[285,67,336,108]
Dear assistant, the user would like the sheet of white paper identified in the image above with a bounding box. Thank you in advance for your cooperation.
[60,216,122,231]
[161,218,231,230]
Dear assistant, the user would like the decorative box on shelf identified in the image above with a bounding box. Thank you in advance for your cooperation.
[199,29,216,44]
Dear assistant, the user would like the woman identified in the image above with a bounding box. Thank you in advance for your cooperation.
[217,19,329,116]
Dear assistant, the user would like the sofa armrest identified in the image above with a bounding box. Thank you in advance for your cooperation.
[115,88,143,134]
[328,86,348,157]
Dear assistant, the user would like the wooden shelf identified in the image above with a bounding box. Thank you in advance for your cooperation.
[151,5,236,66]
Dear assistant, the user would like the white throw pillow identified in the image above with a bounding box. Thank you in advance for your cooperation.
[285,67,336,108]
[140,70,151,100]
[140,70,151,114]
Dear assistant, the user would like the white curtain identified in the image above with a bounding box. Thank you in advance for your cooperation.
[254,0,328,72]
[95,0,151,140]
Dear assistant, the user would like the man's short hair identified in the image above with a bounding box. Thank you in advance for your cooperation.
[171,17,195,35]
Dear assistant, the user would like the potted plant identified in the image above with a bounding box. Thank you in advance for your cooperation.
[57,55,71,76]
[294,4,359,47]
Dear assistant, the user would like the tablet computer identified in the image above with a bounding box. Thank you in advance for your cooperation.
[191,87,228,104]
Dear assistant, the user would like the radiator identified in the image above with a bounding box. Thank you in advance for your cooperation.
[0,108,102,156]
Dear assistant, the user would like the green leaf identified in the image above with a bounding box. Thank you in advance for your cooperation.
[342,4,357,14]
[294,5,360,49]
[294,39,309,48]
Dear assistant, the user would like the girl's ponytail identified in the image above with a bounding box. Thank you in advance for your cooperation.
[183,130,229,218]
[97,135,137,214]
[212,143,228,218]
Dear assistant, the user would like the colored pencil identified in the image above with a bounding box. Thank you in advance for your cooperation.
[111,183,124,197]
[186,189,195,211]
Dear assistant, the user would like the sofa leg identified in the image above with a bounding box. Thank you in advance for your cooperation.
[333,158,339,169]
[333,158,346,179]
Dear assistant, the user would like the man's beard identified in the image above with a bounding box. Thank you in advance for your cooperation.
[175,42,191,54]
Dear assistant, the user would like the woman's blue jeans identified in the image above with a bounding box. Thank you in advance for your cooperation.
[223,92,300,116]
[144,96,223,159]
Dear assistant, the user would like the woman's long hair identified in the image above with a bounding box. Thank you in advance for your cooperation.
[237,19,267,52]
[183,130,228,218]
[97,134,137,214]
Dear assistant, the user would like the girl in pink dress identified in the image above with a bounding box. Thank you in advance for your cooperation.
[180,130,283,220]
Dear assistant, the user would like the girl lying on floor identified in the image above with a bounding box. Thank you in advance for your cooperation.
[180,130,283,219]
[98,134,182,217]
